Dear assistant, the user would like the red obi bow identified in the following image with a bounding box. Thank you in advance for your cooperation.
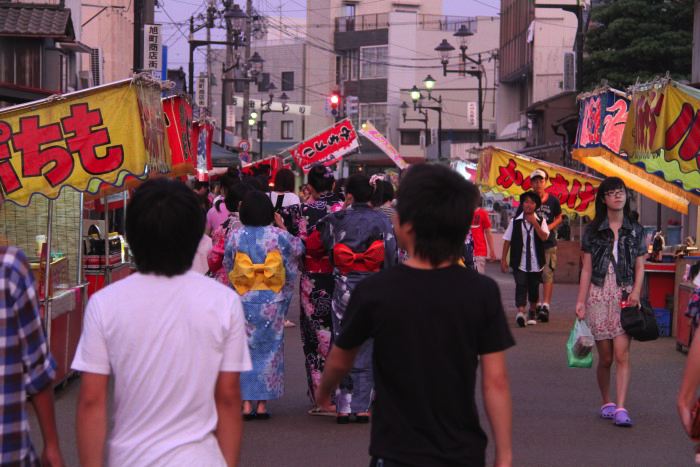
[333,240,385,275]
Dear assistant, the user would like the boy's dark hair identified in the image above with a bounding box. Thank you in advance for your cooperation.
[239,190,274,226]
[371,180,395,207]
[396,164,479,267]
[308,165,335,193]
[345,174,373,203]
[224,182,249,212]
[519,191,542,209]
[274,168,296,192]
[126,178,204,277]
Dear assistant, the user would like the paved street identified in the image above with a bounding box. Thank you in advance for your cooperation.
[31,263,697,466]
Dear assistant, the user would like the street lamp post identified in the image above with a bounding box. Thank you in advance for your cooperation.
[256,83,289,158]
[435,24,484,147]
[407,76,444,160]
[400,101,429,149]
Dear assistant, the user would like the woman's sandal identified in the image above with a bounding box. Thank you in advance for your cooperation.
[613,408,633,427]
[600,403,617,419]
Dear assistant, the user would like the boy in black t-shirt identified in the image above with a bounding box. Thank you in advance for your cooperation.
[316,164,515,467]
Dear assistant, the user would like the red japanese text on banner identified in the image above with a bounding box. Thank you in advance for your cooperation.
[291,119,358,173]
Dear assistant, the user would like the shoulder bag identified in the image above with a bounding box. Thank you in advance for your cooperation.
[620,298,659,342]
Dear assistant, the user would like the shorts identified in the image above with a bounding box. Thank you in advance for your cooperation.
[542,247,557,283]
[474,256,486,274]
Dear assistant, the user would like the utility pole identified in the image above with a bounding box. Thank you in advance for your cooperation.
[132,0,154,73]
[223,0,234,148]
[206,0,213,120]
[242,0,252,141]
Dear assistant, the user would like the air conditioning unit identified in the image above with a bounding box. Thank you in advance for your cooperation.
[90,48,103,86]
[563,51,576,91]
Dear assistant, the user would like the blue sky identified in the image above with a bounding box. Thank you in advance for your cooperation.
[156,0,501,77]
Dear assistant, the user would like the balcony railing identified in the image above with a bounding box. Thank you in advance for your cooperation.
[335,13,477,34]
[0,0,63,5]
[335,13,390,32]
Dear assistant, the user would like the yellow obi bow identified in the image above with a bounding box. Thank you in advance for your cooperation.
[229,250,286,295]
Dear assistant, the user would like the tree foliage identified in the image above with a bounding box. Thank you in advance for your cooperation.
[582,0,693,90]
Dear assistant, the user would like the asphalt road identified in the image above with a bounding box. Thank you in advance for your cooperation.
[30,263,698,466]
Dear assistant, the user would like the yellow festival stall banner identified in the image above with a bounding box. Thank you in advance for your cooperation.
[476,147,601,218]
[621,80,700,201]
[0,78,170,205]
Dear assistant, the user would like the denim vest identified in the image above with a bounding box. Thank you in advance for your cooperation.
[582,217,646,287]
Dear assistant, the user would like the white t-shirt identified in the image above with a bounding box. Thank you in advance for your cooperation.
[268,191,301,208]
[71,271,252,467]
[503,213,550,272]
[191,234,213,274]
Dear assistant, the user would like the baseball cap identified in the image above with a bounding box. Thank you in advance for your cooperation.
[530,169,547,180]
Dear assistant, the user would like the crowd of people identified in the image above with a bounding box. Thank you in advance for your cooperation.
[4,160,700,466]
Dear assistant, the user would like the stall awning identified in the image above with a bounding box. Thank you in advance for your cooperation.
[476,146,602,218]
[572,150,700,215]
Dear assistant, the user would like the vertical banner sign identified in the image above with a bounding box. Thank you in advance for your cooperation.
[162,95,195,176]
[467,102,478,127]
[226,105,236,129]
[191,121,213,175]
[290,119,359,172]
[195,76,208,110]
[476,147,600,218]
[143,24,162,77]
[358,121,409,170]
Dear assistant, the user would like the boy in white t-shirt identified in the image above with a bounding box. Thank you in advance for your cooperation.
[72,178,252,467]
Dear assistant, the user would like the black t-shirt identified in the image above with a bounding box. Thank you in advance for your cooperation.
[536,194,562,248]
[335,264,515,466]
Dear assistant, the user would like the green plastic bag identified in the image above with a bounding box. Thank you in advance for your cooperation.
[567,320,593,368]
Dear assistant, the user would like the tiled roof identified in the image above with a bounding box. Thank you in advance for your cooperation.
[0,6,73,39]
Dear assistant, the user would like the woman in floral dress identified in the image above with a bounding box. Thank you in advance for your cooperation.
[223,190,304,419]
[207,183,248,284]
[298,166,344,414]
[575,177,646,428]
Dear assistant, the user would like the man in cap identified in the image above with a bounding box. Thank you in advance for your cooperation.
[529,169,562,322]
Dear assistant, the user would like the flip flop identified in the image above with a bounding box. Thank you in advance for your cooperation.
[307,407,336,417]
[613,408,633,427]
[600,403,617,419]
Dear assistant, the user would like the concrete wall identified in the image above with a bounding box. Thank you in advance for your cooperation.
[396,15,501,157]
[80,0,134,83]
[532,6,578,103]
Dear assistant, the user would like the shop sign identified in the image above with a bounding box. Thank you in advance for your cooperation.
[477,147,601,218]
[621,81,700,196]
[0,80,161,205]
[143,24,162,76]
[574,90,629,157]
[290,119,358,172]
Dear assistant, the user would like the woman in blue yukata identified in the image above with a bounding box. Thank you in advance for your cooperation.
[224,190,304,420]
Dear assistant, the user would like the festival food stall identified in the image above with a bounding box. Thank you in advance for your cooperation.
[0,76,171,384]
[573,82,700,348]
[475,146,602,283]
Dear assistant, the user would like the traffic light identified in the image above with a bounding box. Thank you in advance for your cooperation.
[329,92,341,117]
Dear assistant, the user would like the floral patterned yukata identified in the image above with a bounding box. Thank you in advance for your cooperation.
[223,225,303,400]
[207,213,242,285]
[297,192,344,404]
[319,203,397,414]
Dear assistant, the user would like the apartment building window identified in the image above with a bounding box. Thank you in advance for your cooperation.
[341,50,360,81]
[258,72,270,92]
[342,3,356,17]
[281,120,294,140]
[360,46,388,79]
[400,130,420,146]
[360,103,387,134]
[281,71,294,91]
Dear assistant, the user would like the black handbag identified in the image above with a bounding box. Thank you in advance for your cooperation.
[620,298,659,341]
